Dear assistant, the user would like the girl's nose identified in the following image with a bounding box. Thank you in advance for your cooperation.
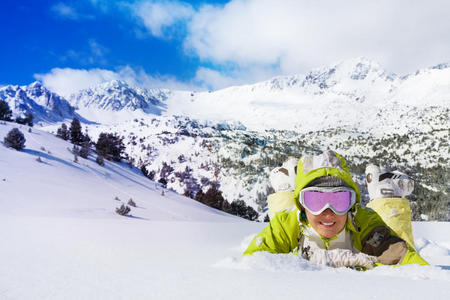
[320,208,335,216]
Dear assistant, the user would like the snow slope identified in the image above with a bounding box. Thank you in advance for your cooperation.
[1,122,450,300]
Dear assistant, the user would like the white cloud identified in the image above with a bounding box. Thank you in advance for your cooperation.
[51,2,93,20]
[60,39,108,65]
[87,0,111,13]
[51,2,80,20]
[116,65,199,91]
[183,0,450,76]
[193,66,281,90]
[88,39,107,58]
[129,0,194,38]
[34,66,199,97]
[81,0,450,90]
[194,67,239,90]
[34,68,118,97]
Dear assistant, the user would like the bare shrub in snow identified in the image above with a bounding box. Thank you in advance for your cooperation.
[115,204,131,216]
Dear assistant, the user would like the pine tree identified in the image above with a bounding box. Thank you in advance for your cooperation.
[0,101,12,121]
[230,200,258,221]
[202,185,225,210]
[4,128,26,150]
[95,132,125,162]
[195,190,204,202]
[69,117,83,145]
[72,145,79,163]
[56,123,70,140]
[96,155,105,166]
[15,113,33,127]
[79,139,90,159]
[25,113,34,127]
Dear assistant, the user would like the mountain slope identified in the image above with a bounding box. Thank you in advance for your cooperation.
[1,121,450,300]
[0,121,236,222]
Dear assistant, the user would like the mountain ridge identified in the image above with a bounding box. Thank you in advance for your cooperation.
[2,57,449,131]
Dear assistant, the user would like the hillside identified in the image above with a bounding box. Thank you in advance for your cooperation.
[43,112,447,221]
[1,121,450,300]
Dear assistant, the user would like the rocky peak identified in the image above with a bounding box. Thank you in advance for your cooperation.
[0,82,75,123]
[70,80,168,114]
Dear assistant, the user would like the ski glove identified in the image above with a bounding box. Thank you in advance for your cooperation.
[269,157,298,193]
[365,164,414,200]
[302,247,379,269]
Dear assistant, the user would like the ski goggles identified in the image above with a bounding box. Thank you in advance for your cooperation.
[299,187,356,215]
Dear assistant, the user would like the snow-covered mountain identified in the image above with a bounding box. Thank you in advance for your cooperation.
[3,57,449,221]
[164,57,449,132]
[4,58,448,132]
[68,80,168,124]
[0,81,76,123]
[1,121,450,300]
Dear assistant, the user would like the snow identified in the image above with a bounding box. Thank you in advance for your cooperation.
[4,57,447,136]
[1,122,450,299]
[161,57,449,133]
[2,58,448,215]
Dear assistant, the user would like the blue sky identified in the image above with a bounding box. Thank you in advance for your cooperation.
[1,0,225,89]
[1,0,449,96]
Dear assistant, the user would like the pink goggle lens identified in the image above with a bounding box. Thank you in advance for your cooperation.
[303,190,352,213]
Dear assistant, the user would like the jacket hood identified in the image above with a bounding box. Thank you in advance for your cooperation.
[293,150,361,211]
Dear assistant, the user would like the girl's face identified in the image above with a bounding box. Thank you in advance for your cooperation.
[305,208,347,238]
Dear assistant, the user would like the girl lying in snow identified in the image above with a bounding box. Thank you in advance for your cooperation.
[244,150,428,268]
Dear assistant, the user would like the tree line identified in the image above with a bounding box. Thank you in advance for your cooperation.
[56,117,125,164]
